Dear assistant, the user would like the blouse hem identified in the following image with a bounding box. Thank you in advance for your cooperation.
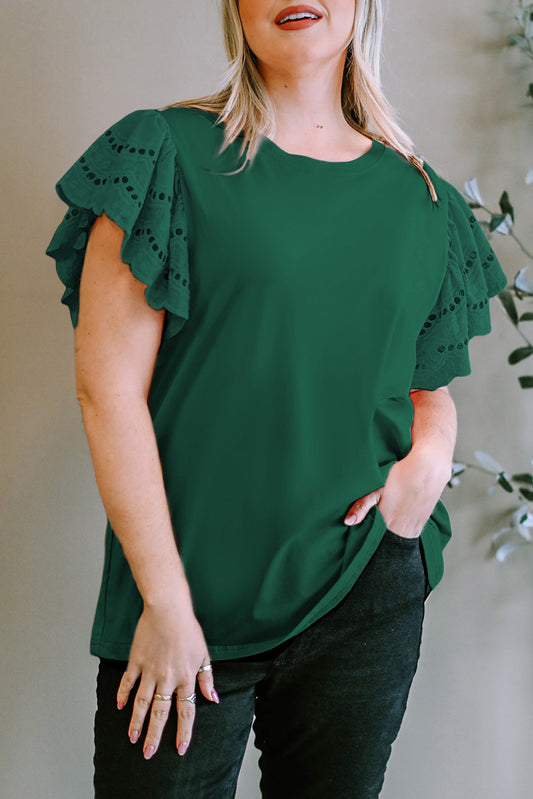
[90,515,445,662]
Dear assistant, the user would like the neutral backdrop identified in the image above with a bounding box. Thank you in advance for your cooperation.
[2,1,532,797]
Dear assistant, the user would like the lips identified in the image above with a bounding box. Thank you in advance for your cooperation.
[274,5,323,25]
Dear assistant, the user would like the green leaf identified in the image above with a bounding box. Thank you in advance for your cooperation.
[497,472,514,493]
[488,213,504,231]
[499,289,519,325]
[519,312,533,321]
[499,190,515,223]
[519,487,533,501]
[508,346,533,364]
[518,375,533,388]
[511,473,533,485]
[492,212,513,234]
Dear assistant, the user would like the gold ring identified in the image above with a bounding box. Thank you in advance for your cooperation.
[153,693,173,701]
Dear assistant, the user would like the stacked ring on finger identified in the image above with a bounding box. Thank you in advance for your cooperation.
[153,693,173,701]
[197,663,213,674]
[177,692,197,704]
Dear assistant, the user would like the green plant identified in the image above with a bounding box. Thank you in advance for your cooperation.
[447,1,533,560]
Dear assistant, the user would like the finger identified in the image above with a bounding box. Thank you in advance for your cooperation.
[197,662,219,704]
[345,490,381,525]
[128,676,156,745]
[116,664,141,710]
[142,686,175,760]
[175,680,198,756]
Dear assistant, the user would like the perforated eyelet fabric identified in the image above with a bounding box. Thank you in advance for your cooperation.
[409,182,508,391]
[45,109,190,341]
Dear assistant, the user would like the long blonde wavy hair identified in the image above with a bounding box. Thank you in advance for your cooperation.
[161,0,439,201]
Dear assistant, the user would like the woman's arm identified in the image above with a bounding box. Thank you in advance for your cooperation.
[409,386,456,470]
[75,212,218,760]
[344,387,456,536]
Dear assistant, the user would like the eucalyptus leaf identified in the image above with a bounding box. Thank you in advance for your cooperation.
[499,190,515,222]
[497,472,515,493]
[474,450,505,473]
[489,528,529,561]
[523,6,533,38]
[491,526,514,545]
[464,177,484,205]
[451,460,467,475]
[511,472,533,485]
[516,507,533,528]
[491,212,514,234]
[493,539,530,562]
[458,2,533,569]
[508,34,531,53]
[499,289,519,325]
[508,345,533,364]
[514,505,531,523]
[515,267,533,294]
[519,4,533,25]
[517,520,533,541]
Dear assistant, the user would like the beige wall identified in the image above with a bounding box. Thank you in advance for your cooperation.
[2,1,532,797]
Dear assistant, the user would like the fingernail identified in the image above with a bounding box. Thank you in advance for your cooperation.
[144,745,155,760]
[178,741,189,756]
[117,700,125,710]
[130,730,140,744]
[211,688,220,704]
[345,513,357,525]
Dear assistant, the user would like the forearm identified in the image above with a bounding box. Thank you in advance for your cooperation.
[79,394,194,611]
[409,387,457,473]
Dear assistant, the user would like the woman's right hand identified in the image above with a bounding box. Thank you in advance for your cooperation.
[116,601,220,760]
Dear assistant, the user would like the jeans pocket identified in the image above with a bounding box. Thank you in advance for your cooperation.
[377,529,427,607]
[383,527,420,545]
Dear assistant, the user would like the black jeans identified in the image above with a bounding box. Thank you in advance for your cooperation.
[94,529,430,798]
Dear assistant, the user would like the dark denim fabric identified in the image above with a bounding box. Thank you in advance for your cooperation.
[94,529,429,798]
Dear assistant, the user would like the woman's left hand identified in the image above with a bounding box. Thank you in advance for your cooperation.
[344,443,453,538]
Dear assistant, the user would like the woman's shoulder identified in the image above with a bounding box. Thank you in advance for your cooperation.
[80,105,212,159]
[419,159,464,211]
[156,104,221,139]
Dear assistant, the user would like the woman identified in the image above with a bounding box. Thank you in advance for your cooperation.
[45,1,507,797]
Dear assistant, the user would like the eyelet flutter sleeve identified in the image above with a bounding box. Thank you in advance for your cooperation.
[45,109,190,342]
[409,182,508,391]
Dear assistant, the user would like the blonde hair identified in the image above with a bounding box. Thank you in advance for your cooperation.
[161,0,439,201]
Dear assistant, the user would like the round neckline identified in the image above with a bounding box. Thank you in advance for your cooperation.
[260,132,385,171]
[191,107,386,173]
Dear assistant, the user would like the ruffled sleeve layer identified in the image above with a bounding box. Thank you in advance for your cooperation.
[409,181,508,391]
[45,108,190,342]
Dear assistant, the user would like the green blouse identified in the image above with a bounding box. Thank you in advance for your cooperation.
[45,106,508,660]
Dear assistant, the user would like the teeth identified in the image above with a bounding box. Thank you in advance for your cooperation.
[279,12,319,24]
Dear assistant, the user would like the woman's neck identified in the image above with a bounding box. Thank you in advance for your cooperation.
[257,59,366,158]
